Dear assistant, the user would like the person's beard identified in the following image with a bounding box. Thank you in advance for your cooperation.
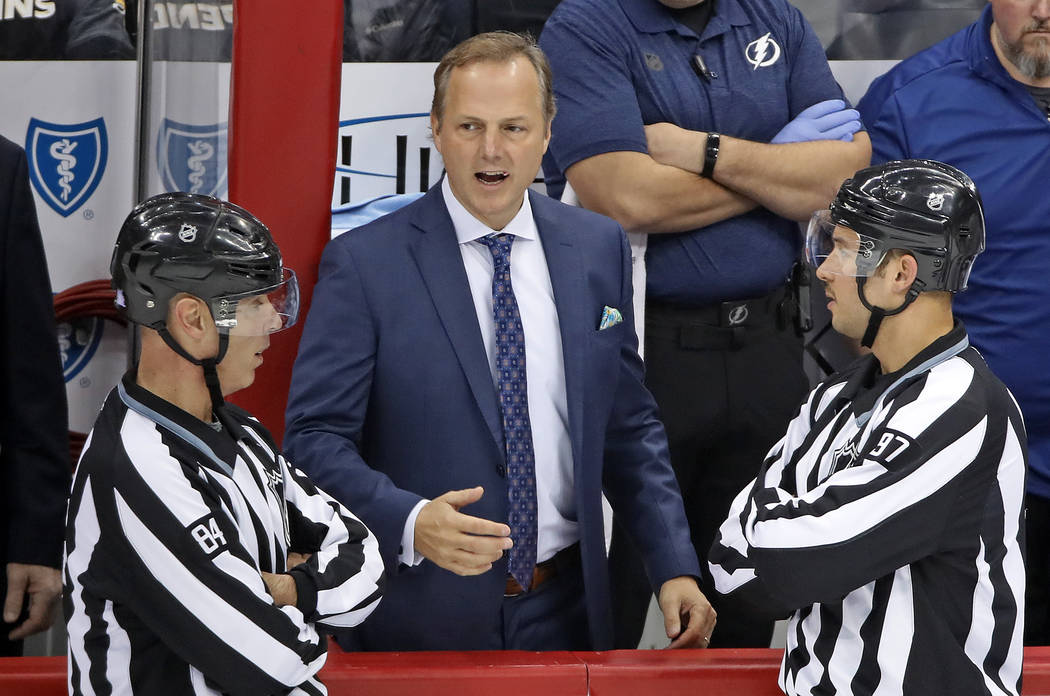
[996,20,1050,80]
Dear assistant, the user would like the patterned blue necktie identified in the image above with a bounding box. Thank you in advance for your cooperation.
[478,233,538,591]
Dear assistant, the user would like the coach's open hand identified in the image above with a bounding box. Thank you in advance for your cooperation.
[415,487,513,576]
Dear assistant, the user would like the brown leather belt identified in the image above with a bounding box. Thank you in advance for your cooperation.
[504,543,578,597]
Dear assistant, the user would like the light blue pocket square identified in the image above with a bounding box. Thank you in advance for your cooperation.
[599,305,623,330]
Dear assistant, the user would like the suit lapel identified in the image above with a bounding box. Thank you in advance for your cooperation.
[531,192,586,470]
[409,189,504,450]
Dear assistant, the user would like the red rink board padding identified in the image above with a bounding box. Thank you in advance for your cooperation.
[319,650,587,695]
[580,649,783,696]
[12,647,1050,695]
[0,657,66,696]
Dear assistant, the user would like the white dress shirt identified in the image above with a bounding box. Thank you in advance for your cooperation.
[399,180,579,566]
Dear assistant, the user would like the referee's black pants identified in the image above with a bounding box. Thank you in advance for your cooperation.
[610,292,808,648]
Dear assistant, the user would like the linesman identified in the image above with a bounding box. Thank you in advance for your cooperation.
[709,160,1026,695]
[65,193,384,695]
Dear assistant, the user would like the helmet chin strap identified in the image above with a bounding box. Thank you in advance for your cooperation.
[157,327,238,431]
[856,277,924,349]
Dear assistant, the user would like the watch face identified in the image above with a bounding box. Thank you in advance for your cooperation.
[703,133,720,177]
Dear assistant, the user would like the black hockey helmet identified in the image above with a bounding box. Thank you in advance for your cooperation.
[815,158,984,292]
[111,192,298,336]
[111,192,299,426]
[805,159,984,346]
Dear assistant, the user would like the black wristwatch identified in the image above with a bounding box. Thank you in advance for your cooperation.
[702,132,720,178]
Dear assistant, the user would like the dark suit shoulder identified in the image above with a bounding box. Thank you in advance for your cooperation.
[330,188,446,253]
[529,188,620,227]
[0,134,26,174]
[528,190,626,243]
[329,187,627,261]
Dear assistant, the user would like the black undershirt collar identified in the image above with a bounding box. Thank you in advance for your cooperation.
[1024,83,1050,120]
[668,0,715,37]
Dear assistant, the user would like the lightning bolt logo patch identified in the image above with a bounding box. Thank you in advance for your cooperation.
[745,32,781,70]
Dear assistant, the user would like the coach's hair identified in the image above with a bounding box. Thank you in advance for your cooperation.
[431,31,556,126]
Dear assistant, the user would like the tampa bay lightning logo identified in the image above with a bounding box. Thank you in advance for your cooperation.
[26,118,108,218]
[157,119,228,197]
[58,317,104,383]
[745,32,781,70]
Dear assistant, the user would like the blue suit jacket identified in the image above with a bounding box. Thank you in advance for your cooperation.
[285,186,699,650]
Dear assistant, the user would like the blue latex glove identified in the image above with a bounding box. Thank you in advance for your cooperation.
[771,99,862,144]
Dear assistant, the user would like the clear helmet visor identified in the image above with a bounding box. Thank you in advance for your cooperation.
[805,209,886,277]
[210,268,299,336]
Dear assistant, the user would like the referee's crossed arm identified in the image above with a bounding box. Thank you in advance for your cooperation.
[66,397,384,696]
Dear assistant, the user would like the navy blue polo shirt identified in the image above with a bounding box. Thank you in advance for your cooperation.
[541,0,846,305]
[859,5,1050,500]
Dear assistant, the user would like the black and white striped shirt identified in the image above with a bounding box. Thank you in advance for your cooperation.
[709,323,1026,696]
[65,374,384,695]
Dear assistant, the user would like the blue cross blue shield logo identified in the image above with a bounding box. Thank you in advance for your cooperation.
[157,119,228,197]
[26,118,108,218]
[58,317,105,383]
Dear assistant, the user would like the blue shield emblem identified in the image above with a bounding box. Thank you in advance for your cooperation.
[26,118,108,218]
[157,119,228,197]
[58,317,105,383]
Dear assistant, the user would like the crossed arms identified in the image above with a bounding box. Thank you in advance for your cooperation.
[567,102,871,235]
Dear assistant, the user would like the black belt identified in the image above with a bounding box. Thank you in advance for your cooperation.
[646,285,795,351]
[504,542,580,597]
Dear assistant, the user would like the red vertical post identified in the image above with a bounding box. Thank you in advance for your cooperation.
[227,0,343,444]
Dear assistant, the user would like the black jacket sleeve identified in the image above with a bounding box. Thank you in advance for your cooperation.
[0,135,71,569]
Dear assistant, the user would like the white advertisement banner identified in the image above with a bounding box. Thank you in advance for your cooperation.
[0,61,134,433]
[0,61,136,288]
[333,62,443,208]
[0,60,231,432]
[146,62,231,199]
